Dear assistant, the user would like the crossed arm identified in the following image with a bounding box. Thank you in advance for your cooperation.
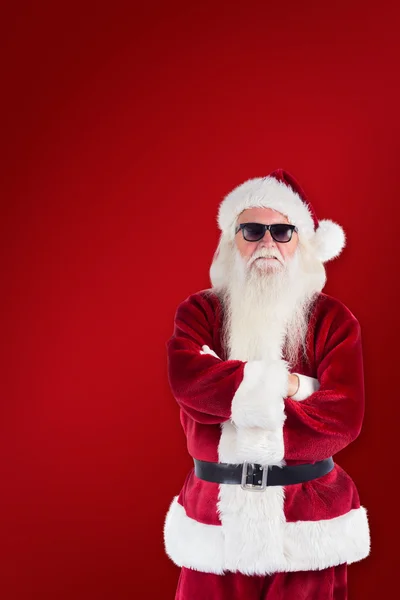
[167,294,365,460]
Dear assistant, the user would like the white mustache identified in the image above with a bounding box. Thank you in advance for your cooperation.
[248,250,283,266]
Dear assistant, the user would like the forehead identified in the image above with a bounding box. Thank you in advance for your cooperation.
[236,206,289,224]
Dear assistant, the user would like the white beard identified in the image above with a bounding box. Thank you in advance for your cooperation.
[218,241,327,367]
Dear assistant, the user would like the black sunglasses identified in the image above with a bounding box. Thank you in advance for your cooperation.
[235,222,298,243]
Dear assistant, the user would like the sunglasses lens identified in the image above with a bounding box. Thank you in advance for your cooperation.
[243,224,265,241]
[271,225,293,242]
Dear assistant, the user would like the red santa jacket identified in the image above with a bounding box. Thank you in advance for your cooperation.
[163,288,370,575]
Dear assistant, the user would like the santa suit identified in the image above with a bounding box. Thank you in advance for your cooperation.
[163,288,370,592]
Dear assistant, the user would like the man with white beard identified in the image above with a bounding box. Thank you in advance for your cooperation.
[220,204,324,370]
[163,169,370,599]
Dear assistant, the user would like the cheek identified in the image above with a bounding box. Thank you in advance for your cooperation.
[280,244,296,259]
[236,238,252,258]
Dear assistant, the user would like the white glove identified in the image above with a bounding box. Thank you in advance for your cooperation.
[200,345,222,360]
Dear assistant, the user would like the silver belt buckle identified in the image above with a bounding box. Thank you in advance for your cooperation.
[241,462,268,491]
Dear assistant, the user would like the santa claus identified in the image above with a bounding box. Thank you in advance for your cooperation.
[163,169,370,599]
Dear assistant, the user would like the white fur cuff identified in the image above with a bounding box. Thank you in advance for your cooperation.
[231,359,289,429]
[291,373,320,401]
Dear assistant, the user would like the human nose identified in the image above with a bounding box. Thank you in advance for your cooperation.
[258,228,276,248]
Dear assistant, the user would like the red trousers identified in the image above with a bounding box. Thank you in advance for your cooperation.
[175,564,348,600]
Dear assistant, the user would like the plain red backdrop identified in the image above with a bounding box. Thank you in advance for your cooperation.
[1,1,399,598]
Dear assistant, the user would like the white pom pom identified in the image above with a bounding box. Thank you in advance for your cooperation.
[312,219,346,262]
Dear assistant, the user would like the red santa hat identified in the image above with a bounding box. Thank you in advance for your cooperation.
[210,169,346,287]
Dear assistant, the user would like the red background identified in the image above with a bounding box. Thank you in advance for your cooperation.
[2,1,399,598]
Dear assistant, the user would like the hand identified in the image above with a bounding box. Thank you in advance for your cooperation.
[200,345,221,360]
[287,373,300,397]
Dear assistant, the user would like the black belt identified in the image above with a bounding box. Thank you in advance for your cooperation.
[194,457,334,491]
